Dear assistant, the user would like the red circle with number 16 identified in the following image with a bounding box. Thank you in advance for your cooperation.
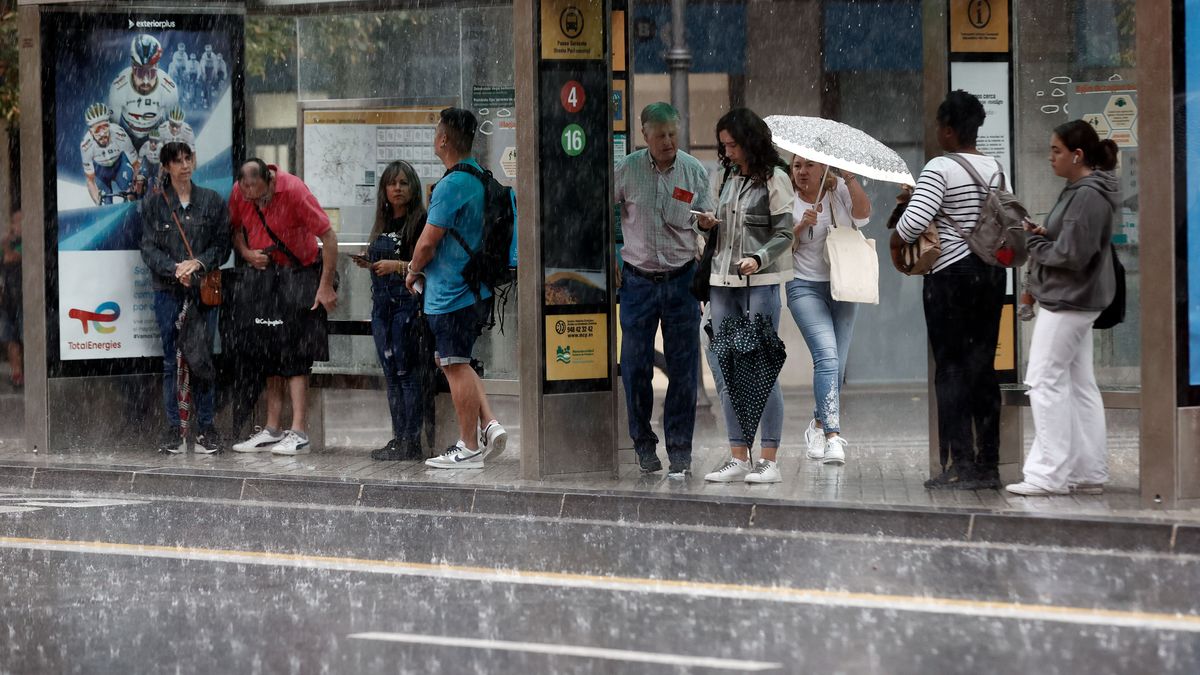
[561,81,585,113]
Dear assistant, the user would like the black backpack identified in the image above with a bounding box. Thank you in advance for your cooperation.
[443,162,516,328]
[1093,247,1126,330]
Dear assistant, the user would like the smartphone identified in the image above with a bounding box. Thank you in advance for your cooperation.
[350,254,370,264]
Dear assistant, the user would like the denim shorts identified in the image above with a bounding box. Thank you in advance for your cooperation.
[426,298,490,366]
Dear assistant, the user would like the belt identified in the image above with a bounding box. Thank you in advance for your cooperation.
[624,261,693,283]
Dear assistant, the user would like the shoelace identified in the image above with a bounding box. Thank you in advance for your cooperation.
[716,460,743,473]
[750,461,772,474]
[438,445,465,458]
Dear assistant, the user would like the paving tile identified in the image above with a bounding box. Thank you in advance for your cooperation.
[241,478,361,506]
[751,503,971,540]
[471,489,564,518]
[131,472,245,500]
[359,484,474,513]
[970,514,1175,552]
[0,465,35,489]
[32,468,133,493]
[1174,525,1200,554]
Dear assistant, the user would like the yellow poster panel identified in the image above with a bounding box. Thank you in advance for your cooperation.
[541,0,605,61]
[612,10,627,71]
[950,0,1009,53]
[994,304,1015,371]
[546,313,609,380]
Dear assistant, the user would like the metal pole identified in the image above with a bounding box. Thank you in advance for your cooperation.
[667,0,691,150]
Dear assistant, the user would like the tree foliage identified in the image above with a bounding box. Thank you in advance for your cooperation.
[0,11,18,122]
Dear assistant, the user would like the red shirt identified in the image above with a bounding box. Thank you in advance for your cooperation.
[229,165,330,267]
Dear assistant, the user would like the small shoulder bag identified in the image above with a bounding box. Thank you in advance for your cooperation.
[167,195,222,306]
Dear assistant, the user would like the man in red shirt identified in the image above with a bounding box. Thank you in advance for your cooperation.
[228,159,338,455]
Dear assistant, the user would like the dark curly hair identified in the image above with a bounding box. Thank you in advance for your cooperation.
[716,108,785,184]
[936,90,986,146]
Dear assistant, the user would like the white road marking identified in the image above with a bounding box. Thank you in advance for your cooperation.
[348,632,781,671]
[1,536,1199,634]
[0,497,148,511]
[0,506,40,514]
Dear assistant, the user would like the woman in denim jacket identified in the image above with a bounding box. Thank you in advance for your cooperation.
[697,108,795,484]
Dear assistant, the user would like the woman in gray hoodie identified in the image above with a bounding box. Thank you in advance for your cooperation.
[1006,120,1119,497]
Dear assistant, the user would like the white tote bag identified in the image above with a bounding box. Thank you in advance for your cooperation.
[824,216,879,305]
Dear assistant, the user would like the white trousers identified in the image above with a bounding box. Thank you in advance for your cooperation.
[1022,307,1108,491]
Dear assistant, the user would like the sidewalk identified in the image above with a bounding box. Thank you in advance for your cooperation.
[0,388,1185,525]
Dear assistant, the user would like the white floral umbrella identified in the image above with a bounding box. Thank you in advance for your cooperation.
[765,115,916,186]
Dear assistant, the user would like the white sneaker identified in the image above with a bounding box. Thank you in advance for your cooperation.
[823,436,847,466]
[480,420,508,460]
[744,459,782,484]
[270,430,311,455]
[1005,481,1069,496]
[704,458,751,483]
[425,441,484,469]
[231,427,284,453]
[804,420,826,460]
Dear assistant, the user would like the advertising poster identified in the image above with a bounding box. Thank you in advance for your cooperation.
[49,12,241,363]
[950,61,1012,178]
[1187,0,1200,386]
[545,314,608,380]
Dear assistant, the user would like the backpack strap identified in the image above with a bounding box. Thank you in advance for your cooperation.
[440,162,490,258]
[938,153,1004,240]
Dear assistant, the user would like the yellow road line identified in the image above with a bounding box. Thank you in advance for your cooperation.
[2,535,1198,633]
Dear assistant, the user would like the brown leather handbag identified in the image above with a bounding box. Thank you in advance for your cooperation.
[886,200,941,276]
[168,198,223,306]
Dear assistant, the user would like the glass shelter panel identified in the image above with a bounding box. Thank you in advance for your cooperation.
[1014,0,1139,388]
[277,4,518,380]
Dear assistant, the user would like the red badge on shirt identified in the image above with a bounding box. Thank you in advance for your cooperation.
[672,187,695,204]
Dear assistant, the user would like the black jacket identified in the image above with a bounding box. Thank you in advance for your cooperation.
[139,183,232,291]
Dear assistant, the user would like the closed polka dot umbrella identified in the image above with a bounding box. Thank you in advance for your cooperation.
[709,309,787,449]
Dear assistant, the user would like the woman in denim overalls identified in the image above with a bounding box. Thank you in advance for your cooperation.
[355,161,428,460]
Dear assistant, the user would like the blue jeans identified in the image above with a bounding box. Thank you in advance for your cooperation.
[709,284,784,449]
[153,289,215,430]
[785,279,858,434]
[371,290,423,442]
[619,265,701,468]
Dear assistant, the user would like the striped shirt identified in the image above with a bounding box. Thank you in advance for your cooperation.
[895,153,1003,274]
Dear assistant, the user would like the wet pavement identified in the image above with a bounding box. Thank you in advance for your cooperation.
[1,489,1198,674]
[0,388,1173,522]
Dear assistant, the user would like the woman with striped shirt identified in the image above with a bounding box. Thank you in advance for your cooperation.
[895,90,1006,490]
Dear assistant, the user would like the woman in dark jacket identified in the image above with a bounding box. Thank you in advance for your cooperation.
[1006,120,1119,496]
[139,142,231,454]
[356,160,428,461]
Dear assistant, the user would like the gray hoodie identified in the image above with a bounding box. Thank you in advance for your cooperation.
[1027,170,1119,312]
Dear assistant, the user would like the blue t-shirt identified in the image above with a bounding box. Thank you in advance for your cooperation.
[425,157,492,315]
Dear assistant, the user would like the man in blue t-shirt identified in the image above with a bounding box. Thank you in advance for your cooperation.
[406,108,507,469]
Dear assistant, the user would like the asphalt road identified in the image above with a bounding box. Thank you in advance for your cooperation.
[1,490,1197,674]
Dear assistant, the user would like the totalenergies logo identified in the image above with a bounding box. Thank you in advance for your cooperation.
[68,301,121,334]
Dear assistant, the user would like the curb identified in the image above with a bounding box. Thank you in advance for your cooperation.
[1,461,1195,555]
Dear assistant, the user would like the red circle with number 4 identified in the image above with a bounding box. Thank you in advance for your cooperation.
[560,81,585,113]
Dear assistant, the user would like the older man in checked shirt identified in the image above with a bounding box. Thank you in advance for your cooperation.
[614,102,714,478]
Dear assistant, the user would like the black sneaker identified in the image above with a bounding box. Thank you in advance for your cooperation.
[157,427,185,455]
[403,437,424,461]
[924,465,980,490]
[639,457,663,474]
[974,467,1001,490]
[194,429,223,455]
[371,439,407,461]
